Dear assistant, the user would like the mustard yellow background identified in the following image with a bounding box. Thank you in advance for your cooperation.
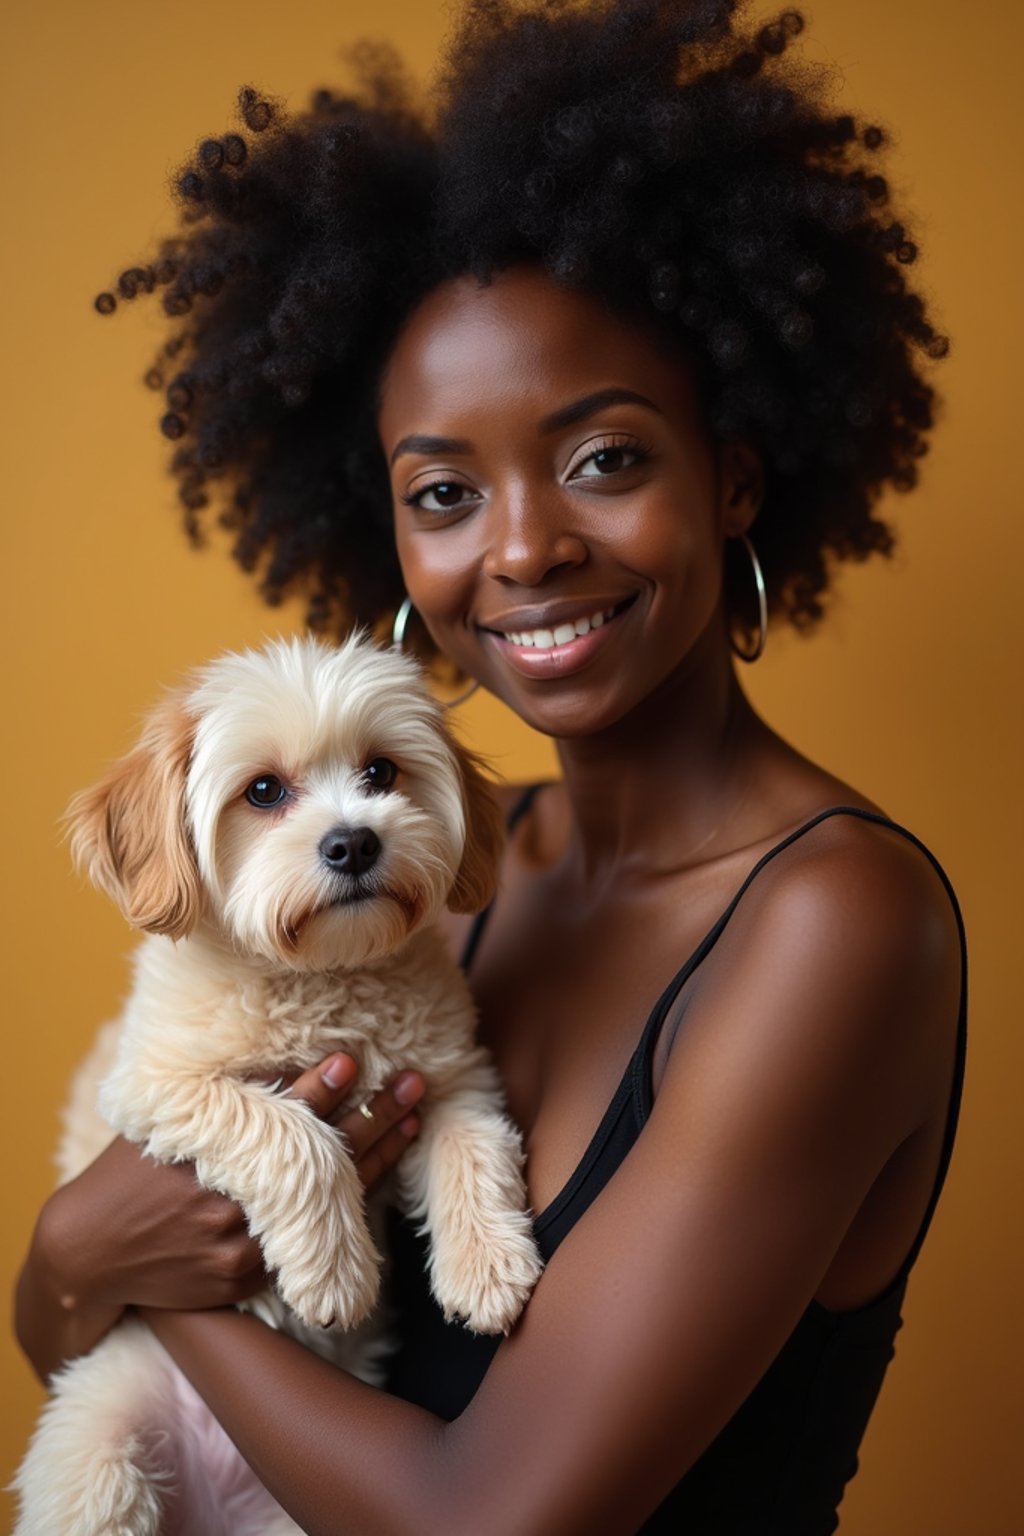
[2,3,1020,1530]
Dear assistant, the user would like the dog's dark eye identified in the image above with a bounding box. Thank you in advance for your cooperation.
[245,775,287,808]
[364,757,398,793]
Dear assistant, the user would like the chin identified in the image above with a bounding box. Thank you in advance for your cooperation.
[272,890,427,971]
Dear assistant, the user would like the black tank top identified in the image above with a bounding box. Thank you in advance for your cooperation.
[387,798,968,1534]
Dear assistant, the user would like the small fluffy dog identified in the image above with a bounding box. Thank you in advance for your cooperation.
[15,634,542,1536]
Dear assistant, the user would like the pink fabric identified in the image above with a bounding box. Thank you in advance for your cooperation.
[154,1367,293,1536]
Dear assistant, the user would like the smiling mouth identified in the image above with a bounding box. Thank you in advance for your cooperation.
[480,595,637,682]
[483,596,636,649]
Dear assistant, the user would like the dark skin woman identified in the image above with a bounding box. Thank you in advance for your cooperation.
[15,3,965,1531]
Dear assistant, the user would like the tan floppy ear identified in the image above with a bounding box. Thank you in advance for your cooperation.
[446,740,505,915]
[65,691,201,939]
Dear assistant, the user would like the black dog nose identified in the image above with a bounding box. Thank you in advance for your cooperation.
[318,825,381,877]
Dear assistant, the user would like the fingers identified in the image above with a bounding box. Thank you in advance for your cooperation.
[284,1052,359,1119]
[337,1071,423,1153]
[286,1054,425,1195]
[337,1074,424,1193]
[352,1112,421,1195]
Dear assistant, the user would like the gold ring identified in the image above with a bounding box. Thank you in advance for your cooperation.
[357,1100,375,1123]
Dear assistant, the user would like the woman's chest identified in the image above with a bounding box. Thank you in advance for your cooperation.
[467,877,725,1216]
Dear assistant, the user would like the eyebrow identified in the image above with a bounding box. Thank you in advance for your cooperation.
[537,388,662,434]
[389,433,473,467]
[388,388,662,467]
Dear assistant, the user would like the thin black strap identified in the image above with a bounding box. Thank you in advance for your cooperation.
[459,783,546,973]
[628,803,968,1296]
[537,804,970,1259]
[460,799,966,1286]
[535,807,908,1237]
[633,804,966,1117]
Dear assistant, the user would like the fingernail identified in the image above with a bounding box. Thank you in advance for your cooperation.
[394,1072,424,1107]
[321,1054,355,1089]
[399,1114,419,1139]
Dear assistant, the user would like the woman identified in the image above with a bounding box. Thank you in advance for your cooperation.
[14,1,966,1531]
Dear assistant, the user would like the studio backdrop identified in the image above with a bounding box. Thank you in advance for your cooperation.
[2,3,1019,1532]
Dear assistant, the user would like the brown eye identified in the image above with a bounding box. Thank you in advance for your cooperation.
[591,447,629,473]
[568,436,652,480]
[245,775,286,807]
[364,757,398,793]
[401,481,477,516]
[423,483,467,508]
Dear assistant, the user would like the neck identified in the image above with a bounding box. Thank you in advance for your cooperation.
[554,624,770,883]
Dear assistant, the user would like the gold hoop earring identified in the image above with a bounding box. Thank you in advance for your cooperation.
[729,533,767,663]
[391,597,480,707]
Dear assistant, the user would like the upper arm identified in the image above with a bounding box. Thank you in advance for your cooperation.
[434,825,962,1535]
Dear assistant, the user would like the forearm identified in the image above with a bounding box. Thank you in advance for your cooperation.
[14,1213,123,1384]
[142,1306,469,1536]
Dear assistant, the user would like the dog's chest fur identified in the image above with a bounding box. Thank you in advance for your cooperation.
[117,922,481,1107]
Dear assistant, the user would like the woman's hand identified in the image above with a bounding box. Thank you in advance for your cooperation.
[14,1055,424,1384]
[16,1134,265,1384]
[284,1053,424,1195]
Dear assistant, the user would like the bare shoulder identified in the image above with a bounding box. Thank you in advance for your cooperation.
[647,807,965,1237]
[757,808,963,983]
[719,729,960,962]
[678,806,964,1111]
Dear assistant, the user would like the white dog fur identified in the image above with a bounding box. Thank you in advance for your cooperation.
[14,634,542,1536]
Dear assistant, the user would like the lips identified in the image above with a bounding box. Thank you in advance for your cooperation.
[500,604,615,650]
[480,595,637,679]
[480,595,635,642]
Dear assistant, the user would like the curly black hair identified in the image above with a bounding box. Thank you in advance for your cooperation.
[97,0,947,651]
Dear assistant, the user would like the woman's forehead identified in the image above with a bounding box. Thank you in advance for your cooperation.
[377,266,699,435]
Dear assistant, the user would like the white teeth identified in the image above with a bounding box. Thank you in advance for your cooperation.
[501,605,617,648]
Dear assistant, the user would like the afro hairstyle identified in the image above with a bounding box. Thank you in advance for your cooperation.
[97,0,948,654]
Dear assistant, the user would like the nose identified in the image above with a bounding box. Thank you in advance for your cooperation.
[318,825,381,877]
[481,492,588,586]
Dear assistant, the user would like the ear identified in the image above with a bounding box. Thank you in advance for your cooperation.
[445,738,505,915]
[717,439,763,536]
[66,691,202,939]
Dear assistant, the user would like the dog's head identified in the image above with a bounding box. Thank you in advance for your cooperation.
[67,635,503,970]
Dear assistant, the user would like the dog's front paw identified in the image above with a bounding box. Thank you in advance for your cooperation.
[276,1229,382,1331]
[432,1217,543,1335]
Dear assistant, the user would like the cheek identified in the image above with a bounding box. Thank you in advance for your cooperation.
[213,800,327,883]
[665,515,722,591]
[394,522,478,649]
[615,486,721,594]
[213,804,279,893]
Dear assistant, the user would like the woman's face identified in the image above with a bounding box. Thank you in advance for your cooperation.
[377,266,760,738]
